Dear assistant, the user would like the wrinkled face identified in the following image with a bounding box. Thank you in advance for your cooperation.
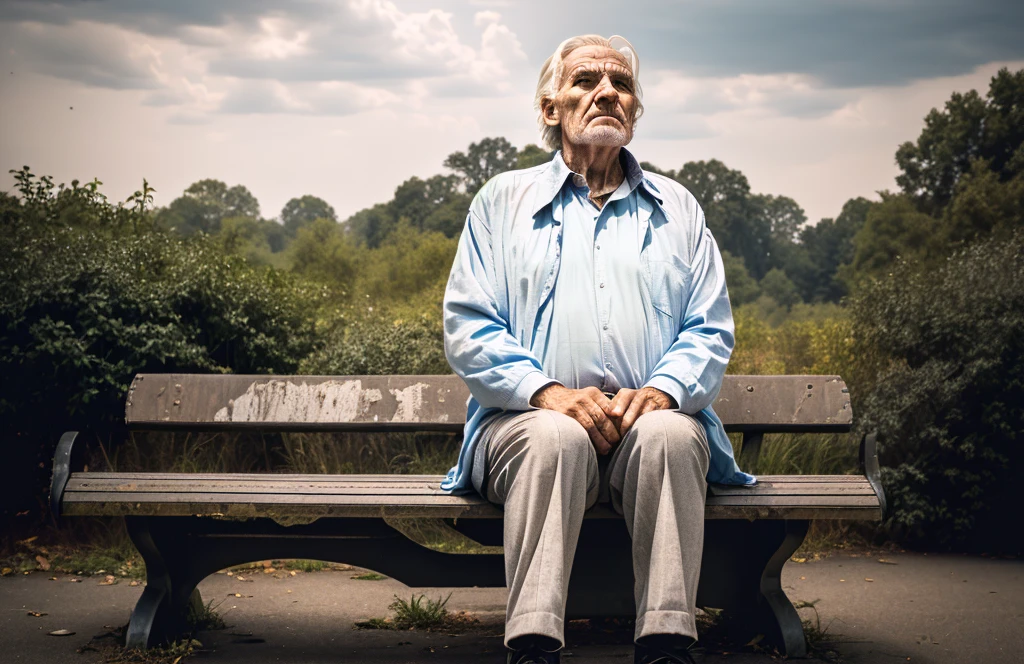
[542,45,638,149]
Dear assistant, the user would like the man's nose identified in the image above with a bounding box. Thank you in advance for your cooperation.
[593,75,619,105]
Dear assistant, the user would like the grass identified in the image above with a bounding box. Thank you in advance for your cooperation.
[351,572,386,580]
[729,432,860,477]
[356,593,464,631]
[795,599,843,661]
[186,595,227,631]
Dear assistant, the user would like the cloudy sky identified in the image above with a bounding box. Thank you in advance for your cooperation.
[2,0,1022,225]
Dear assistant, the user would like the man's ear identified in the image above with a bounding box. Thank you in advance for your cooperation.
[541,98,560,128]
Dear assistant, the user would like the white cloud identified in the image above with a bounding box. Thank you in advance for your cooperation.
[0,4,529,119]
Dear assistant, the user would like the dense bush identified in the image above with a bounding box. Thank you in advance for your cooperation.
[851,232,1024,551]
[0,171,325,534]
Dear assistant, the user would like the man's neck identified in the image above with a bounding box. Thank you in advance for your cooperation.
[562,144,624,207]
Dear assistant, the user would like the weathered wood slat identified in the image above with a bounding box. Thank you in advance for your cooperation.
[67,477,875,496]
[125,374,852,432]
[62,493,880,521]
[74,472,866,483]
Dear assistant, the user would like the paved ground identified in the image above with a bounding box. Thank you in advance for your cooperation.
[1,550,1021,663]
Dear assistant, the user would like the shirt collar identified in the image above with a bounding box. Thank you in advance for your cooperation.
[532,147,663,216]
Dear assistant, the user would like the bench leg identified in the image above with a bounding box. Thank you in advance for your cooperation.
[731,520,809,658]
[125,516,205,649]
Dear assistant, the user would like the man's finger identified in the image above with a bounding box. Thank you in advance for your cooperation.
[608,388,636,418]
[640,398,660,416]
[619,392,647,434]
[574,408,612,455]
[581,397,620,446]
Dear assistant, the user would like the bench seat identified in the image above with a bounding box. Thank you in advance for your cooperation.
[62,472,882,521]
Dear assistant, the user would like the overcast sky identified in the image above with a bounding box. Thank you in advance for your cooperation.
[2,0,1023,225]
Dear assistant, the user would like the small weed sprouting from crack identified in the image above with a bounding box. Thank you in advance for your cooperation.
[187,597,227,631]
[795,599,843,661]
[356,592,480,632]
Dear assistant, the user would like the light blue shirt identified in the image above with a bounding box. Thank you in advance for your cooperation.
[441,149,756,494]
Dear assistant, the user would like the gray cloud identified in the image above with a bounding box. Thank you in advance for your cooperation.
[2,0,1021,123]
[513,0,1024,88]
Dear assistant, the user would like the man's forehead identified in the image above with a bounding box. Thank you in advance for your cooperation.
[561,45,632,74]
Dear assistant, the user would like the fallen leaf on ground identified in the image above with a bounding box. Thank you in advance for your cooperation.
[69,578,81,583]
[17,536,38,546]
[48,629,75,636]
[98,575,116,586]
[129,580,139,586]
[35,555,50,571]
[1,568,12,576]
[791,557,807,563]
[865,578,874,582]
[878,559,898,564]
[745,634,764,647]
[28,611,48,617]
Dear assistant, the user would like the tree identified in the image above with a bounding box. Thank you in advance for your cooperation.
[759,268,801,309]
[942,160,1024,247]
[846,194,940,283]
[160,179,261,235]
[756,194,806,246]
[675,160,772,279]
[444,137,519,192]
[798,197,873,302]
[281,195,336,237]
[721,250,760,306]
[289,217,360,287]
[896,67,1024,214]
[344,203,395,249]
[517,144,553,170]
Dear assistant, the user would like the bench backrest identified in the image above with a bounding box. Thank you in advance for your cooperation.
[126,374,852,434]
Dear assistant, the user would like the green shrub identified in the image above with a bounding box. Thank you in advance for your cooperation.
[851,232,1024,551]
[0,170,325,536]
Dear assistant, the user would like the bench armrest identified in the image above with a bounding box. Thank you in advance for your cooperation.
[50,431,80,522]
[859,431,886,519]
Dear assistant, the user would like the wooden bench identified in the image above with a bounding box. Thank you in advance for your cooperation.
[50,373,885,657]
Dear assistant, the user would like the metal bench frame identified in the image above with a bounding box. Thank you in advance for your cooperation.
[50,374,885,657]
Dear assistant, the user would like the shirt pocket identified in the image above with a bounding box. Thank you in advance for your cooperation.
[644,258,688,349]
[647,259,688,317]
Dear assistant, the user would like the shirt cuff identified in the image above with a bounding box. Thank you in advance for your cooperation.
[644,375,688,413]
[506,371,560,411]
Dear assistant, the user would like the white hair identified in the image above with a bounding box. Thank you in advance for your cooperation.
[534,34,644,151]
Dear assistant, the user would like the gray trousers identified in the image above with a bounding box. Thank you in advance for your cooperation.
[474,409,710,647]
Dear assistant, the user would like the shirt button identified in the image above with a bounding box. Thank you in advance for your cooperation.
[596,244,601,250]
[603,324,608,330]
[599,282,605,288]
[606,362,613,369]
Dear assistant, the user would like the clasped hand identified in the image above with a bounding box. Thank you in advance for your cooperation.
[529,384,677,455]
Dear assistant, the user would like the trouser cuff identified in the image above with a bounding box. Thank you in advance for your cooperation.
[635,610,698,642]
[505,611,564,648]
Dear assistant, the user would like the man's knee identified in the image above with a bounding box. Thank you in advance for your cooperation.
[628,410,709,469]
[518,410,595,473]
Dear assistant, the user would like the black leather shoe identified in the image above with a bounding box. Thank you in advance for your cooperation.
[634,635,697,664]
[507,641,561,664]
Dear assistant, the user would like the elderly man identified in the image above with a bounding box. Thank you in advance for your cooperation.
[441,35,755,664]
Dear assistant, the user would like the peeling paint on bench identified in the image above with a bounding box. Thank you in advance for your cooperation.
[213,379,384,423]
